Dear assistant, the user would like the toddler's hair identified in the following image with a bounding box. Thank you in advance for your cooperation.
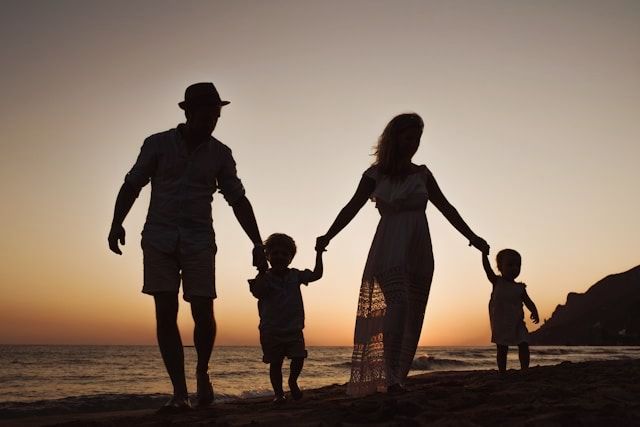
[264,233,297,257]
[496,248,521,266]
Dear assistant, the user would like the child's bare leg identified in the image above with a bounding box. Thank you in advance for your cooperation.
[496,345,508,373]
[269,357,285,399]
[288,357,304,400]
[518,342,530,370]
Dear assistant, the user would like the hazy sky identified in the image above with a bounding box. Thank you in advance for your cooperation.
[1,0,638,346]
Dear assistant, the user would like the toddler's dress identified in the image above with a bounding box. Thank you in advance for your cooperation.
[489,277,529,345]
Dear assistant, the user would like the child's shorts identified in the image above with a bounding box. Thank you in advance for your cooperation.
[260,330,308,363]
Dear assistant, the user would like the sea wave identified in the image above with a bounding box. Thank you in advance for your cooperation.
[411,356,472,370]
[329,356,473,371]
[532,348,583,356]
[330,362,353,368]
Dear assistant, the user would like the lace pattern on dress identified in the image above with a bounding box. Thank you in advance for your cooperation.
[346,266,432,396]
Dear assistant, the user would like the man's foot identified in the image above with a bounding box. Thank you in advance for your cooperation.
[272,394,287,406]
[194,373,214,408]
[288,379,303,400]
[156,395,192,414]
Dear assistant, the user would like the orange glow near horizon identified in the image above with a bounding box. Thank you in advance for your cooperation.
[1,1,639,347]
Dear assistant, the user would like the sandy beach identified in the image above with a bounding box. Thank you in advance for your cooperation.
[2,358,638,426]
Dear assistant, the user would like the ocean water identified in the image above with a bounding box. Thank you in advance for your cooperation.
[1,345,638,418]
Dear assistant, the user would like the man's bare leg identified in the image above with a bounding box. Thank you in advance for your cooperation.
[154,293,188,399]
[191,296,215,406]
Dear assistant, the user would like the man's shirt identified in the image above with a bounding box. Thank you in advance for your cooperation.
[125,124,245,254]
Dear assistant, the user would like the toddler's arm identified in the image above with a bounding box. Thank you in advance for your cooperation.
[523,290,540,324]
[305,249,324,283]
[482,252,497,285]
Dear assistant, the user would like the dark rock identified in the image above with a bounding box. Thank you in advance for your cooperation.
[530,265,640,345]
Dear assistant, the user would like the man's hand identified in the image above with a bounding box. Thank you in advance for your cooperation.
[108,224,126,255]
[252,245,268,272]
[315,235,330,252]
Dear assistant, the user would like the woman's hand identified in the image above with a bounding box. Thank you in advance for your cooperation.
[316,235,330,252]
[469,235,490,254]
[530,312,540,324]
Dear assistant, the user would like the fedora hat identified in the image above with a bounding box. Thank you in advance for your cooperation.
[178,82,230,110]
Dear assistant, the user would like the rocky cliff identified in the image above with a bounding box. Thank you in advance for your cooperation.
[530,265,640,345]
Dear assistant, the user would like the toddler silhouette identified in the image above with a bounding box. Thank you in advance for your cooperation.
[249,233,323,403]
[482,249,539,373]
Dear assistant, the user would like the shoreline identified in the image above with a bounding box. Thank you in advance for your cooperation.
[2,358,639,426]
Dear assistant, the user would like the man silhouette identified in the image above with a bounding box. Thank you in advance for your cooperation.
[108,82,267,412]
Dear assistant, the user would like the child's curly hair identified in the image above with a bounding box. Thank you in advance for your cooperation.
[264,233,297,257]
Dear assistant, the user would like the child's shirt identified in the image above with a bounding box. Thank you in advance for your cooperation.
[249,268,313,335]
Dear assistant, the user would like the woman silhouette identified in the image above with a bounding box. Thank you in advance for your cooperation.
[316,113,489,396]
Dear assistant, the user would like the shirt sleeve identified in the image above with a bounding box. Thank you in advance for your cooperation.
[363,165,378,180]
[296,269,314,286]
[124,137,157,190]
[217,145,246,206]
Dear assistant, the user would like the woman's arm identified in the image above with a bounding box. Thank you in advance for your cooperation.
[426,171,489,253]
[316,175,375,250]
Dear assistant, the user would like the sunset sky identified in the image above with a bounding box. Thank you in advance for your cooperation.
[1,0,638,346]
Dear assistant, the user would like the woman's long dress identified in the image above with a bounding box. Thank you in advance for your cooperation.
[347,165,435,396]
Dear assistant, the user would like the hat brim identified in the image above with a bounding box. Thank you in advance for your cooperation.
[178,100,231,110]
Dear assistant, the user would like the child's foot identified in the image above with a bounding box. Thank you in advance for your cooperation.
[272,394,287,406]
[288,379,303,400]
[156,395,192,414]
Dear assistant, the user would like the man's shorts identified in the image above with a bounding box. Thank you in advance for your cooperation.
[259,330,308,364]
[142,243,216,301]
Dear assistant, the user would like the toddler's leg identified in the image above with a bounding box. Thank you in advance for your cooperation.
[288,358,304,400]
[518,342,530,370]
[496,345,508,374]
[269,357,285,400]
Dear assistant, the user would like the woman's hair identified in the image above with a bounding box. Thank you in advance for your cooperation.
[373,113,424,177]
[264,233,297,257]
[496,249,521,267]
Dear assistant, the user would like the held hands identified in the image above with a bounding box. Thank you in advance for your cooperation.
[252,245,268,272]
[530,312,540,324]
[468,235,490,255]
[108,224,126,255]
[315,235,330,252]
